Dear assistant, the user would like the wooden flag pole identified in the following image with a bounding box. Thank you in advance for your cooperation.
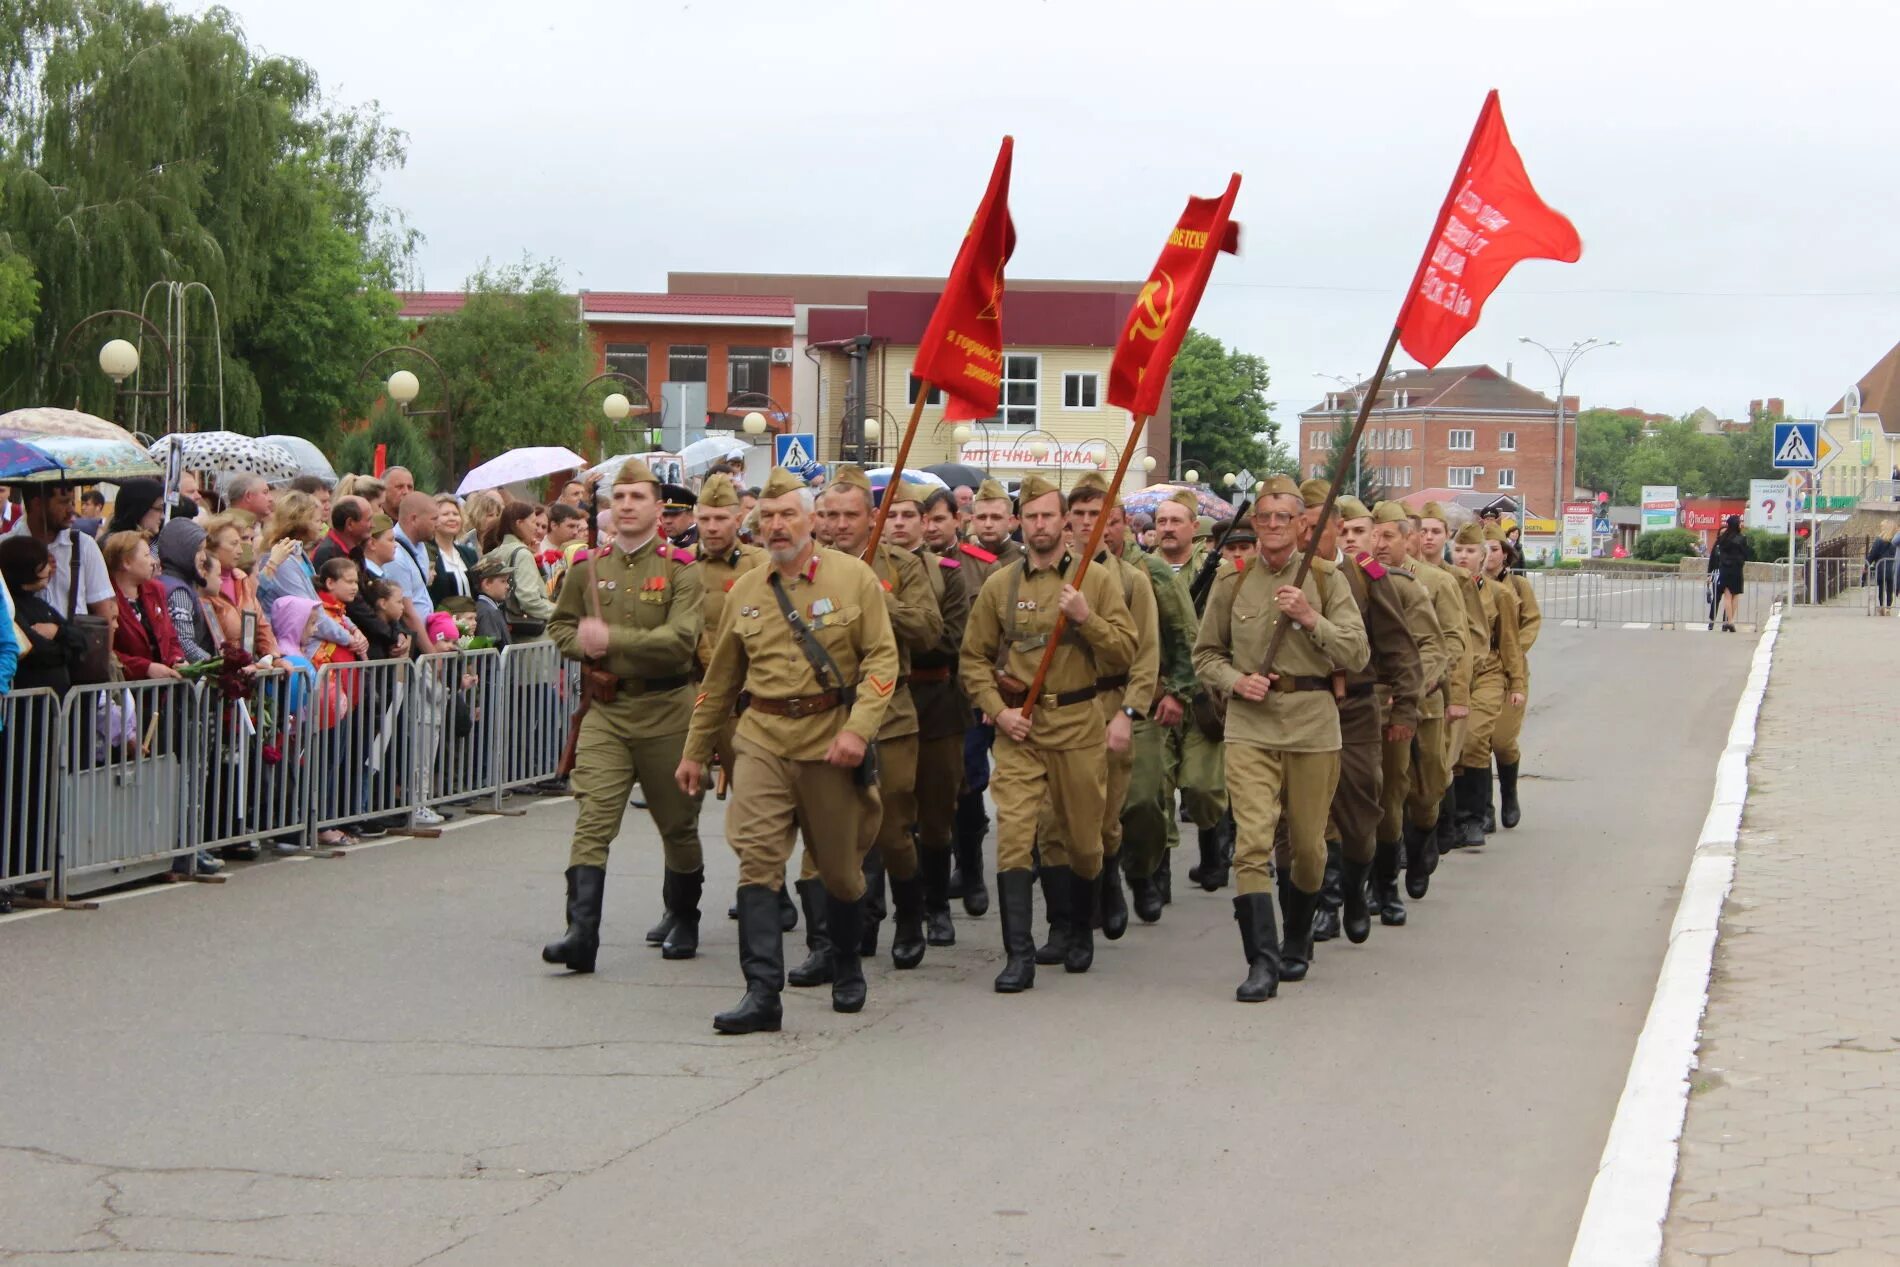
[862,387,931,559]
[1018,414,1147,721]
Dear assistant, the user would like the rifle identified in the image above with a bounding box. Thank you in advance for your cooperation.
[1188,496,1252,615]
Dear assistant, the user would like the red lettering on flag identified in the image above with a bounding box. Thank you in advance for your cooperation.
[912,137,1017,423]
[1106,175,1242,418]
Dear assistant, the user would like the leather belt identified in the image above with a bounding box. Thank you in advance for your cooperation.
[625,672,691,694]
[998,681,1098,711]
[1341,680,1376,699]
[1270,674,1335,694]
[747,691,844,718]
[908,665,953,684]
[1095,672,1130,691]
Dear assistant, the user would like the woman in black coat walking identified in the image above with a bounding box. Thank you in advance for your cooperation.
[1709,515,1749,632]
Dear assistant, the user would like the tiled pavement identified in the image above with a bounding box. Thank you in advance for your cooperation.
[1662,612,1900,1265]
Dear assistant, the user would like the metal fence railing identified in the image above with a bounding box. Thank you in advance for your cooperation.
[2,687,61,895]
[59,679,201,893]
[495,641,577,798]
[197,667,317,857]
[1528,566,1784,630]
[416,647,503,812]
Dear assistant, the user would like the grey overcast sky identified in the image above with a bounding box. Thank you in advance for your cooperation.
[219,0,1898,424]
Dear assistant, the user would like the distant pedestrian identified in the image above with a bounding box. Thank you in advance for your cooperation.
[1867,522,1898,616]
[1709,515,1748,632]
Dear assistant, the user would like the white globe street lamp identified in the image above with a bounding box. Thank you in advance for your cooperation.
[862,417,881,442]
[1183,467,1200,484]
[741,410,767,435]
[1222,472,1237,488]
[1141,454,1157,472]
[387,369,420,406]
[603,392,632,422]
[952,424,972,444]
[98,339,139,383]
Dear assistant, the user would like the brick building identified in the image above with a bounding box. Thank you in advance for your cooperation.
[1296,364,1575,518]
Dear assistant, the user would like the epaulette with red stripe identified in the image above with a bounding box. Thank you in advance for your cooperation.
[938,555,961,569]
[959,542,997,564]
[660,544,696,565]
[1354,550,1386,579]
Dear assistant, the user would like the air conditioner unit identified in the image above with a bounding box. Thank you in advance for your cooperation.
[770,347,793,364]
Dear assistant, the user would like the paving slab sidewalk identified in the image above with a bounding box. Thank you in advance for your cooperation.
[1663,612,1900,1266]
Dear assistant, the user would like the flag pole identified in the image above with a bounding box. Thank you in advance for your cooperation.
[1018,414,1147,721]
[863,387,931,559]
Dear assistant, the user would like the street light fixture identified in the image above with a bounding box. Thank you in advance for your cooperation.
[99,339,139,383]
[863,417,881,443]
[741,409,767,435]
[604,393,633,423]
[1519,335,1620,556]
[387,369,420,407]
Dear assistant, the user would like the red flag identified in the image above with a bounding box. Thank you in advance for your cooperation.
[1106,174,1242,418]
[912,137,1017,423]
[1397,91,1581,369]
[373,443,388,478]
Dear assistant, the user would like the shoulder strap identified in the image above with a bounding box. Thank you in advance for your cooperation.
[767,571,854,703]
[68,531,82,614]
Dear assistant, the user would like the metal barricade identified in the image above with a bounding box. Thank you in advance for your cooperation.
[305,657,415,841]
[1530,565,1783,629]
[415,647,503,811]
[193,666,317,855]
[58,678,199,898]
[1,687,61,895]
[494,640,579,799]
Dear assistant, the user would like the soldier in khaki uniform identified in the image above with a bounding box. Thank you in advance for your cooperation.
[1474,525,1531,832]
[1409,502,1474,885]
[1194,476,1368,1002]
[542,459,706,974]
[1489,531,1541,828]
[1367,501,1445,924]
[884,482,969,946]
[1448,522,1524,845]
[1032,472,1159,958]
[1298,486,1422,952]
[678,467,901,1034]
[960,472,1137,993]
[950,478,1023,917]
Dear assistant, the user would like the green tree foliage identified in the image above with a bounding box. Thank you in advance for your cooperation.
[408,258,590,474]
[1573,408,1643,498]
[0,0,413,432]
[330,399,439,490]
[1322,416,1386,503]
[1167,328,1292,479]
[1632,527,1698,561]
[1575,409,1784,502]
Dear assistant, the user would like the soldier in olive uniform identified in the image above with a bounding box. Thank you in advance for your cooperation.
[813,467,942,968]
[1194,476,1368,1002]
[960,472,1137,993]
[1407,502,1474,888]
[884,481,969,946]
[1448,522,1524,845]
[950,477,1023,917]
[542,459,706,974]
[1472,525,1531,833]
[678,467,901,1034]
[1489,530,1541,828]
[1367,501,1445,924]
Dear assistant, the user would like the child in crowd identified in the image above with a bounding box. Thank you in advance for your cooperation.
[362,577,411,660]
[312,558,370,661]
[471,557,512,648]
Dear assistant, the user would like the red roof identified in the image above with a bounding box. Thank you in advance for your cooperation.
[395,291,470,318]
[581,292,793,319]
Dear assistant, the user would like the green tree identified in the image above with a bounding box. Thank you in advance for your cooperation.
[330,398,439,490]
[1574,408,1643,497]
[1167,327,1290,479]
[1321,415,1386,502]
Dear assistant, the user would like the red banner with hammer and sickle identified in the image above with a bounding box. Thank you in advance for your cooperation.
[912,136,1018,423]
[1106,173,1242,418]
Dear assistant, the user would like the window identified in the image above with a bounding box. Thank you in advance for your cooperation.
[1396,428,1412,450]
[907,374,944,406]
[1062,371,1099,409]
[1447,467,1476,488]
[1448,429,1475,451]
[1312,463,1329,479]
[1497,469,1516,489]
[604,342,648,384]
[999,354,1039,427]
[1309,428,1329,451]
[667,345,708,383]
[1499,430,1516,452]
[728,346,771,396]
[1390,466,1412,488]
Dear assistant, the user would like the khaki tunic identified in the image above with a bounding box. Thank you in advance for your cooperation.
[1380,567,1445,844]
[1492,573,1539,765]
[911,548,971,859]
[1330,551,1422,864]
[692,541,765,672]
[954,538,1023,601]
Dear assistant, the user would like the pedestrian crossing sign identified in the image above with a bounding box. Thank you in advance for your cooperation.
[1771,421,1818,470]
[775,433,817,468]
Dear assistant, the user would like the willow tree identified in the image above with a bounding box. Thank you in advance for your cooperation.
[0,0,412,434]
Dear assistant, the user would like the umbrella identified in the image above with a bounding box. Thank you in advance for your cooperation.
[458,446,587,496]
[678,435,749,477]
[0,438,64,481]
[1120,482,1236,522]
[922,461,987,489]
[0,407,164,483]
[146,432,300,485]
[259,434,338,485]
[588,451,686,487]
[867,467,949,493]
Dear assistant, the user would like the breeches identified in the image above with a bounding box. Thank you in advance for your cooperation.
[568,710,701,872]
[993,735,1107,880]
[731,736,879,900]
[1227,743,1338,897]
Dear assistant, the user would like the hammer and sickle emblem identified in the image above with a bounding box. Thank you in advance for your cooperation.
[1132,269,1175,342]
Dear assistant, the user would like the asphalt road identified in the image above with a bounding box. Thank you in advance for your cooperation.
[0,624,1755,1267]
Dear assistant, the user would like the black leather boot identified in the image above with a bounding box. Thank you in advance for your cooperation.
[889,874,927,969]
[1339,856,1372,944]
[993,871,1037,993]
[1437,785,1462,852]
[1065,869,1100,973]
[1278,884,1318,984]
[779,886,799,932]
[1233,892,1280,1003]
[1156,848,1173,905]
[660,868,703,961]
[712,885,783,1034]
[1189,824,1217,888]
[1099,856,1129,941]
[953,791,990,916]
[921,847,956,946]
[825,888,867,1013]
[1034,865,1073,965]
[1373,838,1408,925]
[1457,768,1487,847]
[1312,842,1344,942]
[1498,759,1520,828]
[858,850,886,957]
[542,865,605,973]
[786,878,833,987]
[1128,859,1162,924]
[1482,764,1498,834]
[644,910,676,946]
[1404,819,1434,899]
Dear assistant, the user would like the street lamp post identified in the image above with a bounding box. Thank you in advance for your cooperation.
[356,347,456,476]
[58,310,175,434]
[1518,336,1620,555]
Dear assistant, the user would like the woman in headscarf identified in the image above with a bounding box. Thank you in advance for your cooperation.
[154,518,219,664]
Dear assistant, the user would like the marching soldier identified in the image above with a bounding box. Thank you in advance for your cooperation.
[1408,502,1473,888]
[960,472,1137,992]
[815,468,942,968]
[1300,487,1422,951]
[542,459,706,973]
[885,482,969,946]
[1032,472,1159,957]
[1193,477,1367,1002]
[677,467,901,1034]
[1447,522,1523,845]
[1489,531,1541,828]
[950,478,1023,917]
[1475,525,1532,832]
[1366,502,1445,925]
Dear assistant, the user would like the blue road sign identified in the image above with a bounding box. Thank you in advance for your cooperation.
[775,433,818,468]
[1772,421,1817,469]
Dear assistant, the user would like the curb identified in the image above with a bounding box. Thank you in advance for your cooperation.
[1566,601,1782,1266]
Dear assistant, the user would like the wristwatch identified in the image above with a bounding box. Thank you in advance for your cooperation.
[1121,706,1142,721]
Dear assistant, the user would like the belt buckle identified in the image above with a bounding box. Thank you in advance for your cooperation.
[1039,692,1061,707]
